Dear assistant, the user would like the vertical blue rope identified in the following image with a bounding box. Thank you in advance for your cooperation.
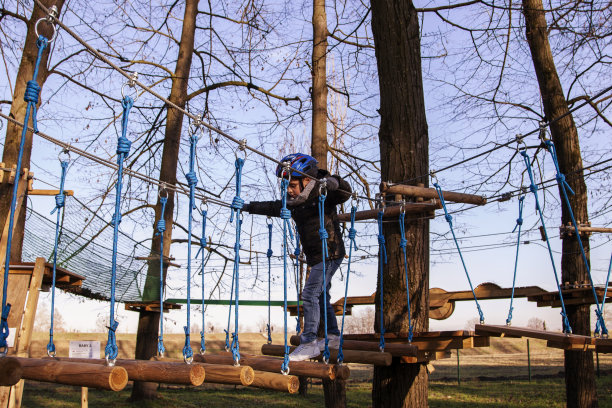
[376,210,387,351]
[595,254,612,336]
[105,95,134,363]
[398,210,414,342]
[0,36,48,355]
[229,157,245,364]
[266,220,273,344]
[338,204,358,364]
[280,178,293,374]
[433,182,485,324]
[294,232,302,334]
[183,133,199,363]
[544,140,607,336]
[196,209,208,353]
[520,150,572,333]
[318,191,331,362]
[506,195,525,326]
[47,158,69,357]
[156,196,168,357]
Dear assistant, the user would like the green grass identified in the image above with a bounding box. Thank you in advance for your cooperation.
[20,376,612,408]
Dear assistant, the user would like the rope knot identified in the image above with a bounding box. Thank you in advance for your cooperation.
[266,249,273,258]
[348,227,357,240]
[377,234,385,245]
[157,337,166,355]
[116,136,131,156]
[319,228,329,240]
[111,213,122,226]
[516,217,523,226]
[156,219,166,233]
[231,196,244,211]
[24,80,40,104]
[185,171,198,187]
[280,208,291,220]
[444,214,453,223]
[399,237,408,248]
[294,246,300,257]
[200,237,207,248]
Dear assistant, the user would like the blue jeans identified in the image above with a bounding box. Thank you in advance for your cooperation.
[300,258,342,344]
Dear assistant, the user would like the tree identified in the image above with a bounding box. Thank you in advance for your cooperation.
[522,1,597,406]
[527,317,547,331]
[370,1,430,406]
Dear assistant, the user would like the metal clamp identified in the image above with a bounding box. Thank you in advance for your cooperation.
[281,366,290,375]
[319,180,327,196]
[234,139,248,160]
[350,192,358,209]
[184,354,193,365]
[516,134,527,152]
[35,5,59,43]
[158,184,168,199]
[429,171,438,186]
[121,72,139,101]
[200,198,208,213]
[105,355,116,367]
[58,148,70,164]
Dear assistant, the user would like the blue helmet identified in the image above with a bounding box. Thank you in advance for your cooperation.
[276,153,318,178]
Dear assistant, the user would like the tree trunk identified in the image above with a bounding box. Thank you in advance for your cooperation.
[0,0,65,261]
[311,0,328,170]
[370,1,429,407]
[522,1,597,407]
[130,0,199,401]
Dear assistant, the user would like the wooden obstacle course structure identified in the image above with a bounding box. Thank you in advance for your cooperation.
[194,352,349,381]
[54,357,205,386]
[15,357,128,391]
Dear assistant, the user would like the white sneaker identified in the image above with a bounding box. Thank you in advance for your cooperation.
[289,340,320,361]
[318,334,340,351]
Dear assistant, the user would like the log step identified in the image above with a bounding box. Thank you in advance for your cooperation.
[0,357,22,386]
[251,370,299,394]
[154,357,254,386]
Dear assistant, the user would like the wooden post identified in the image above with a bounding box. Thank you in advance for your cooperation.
[54,357,205,386]
[380,182,487,206]
[251,371,299,394]
[261,344,392,366]
[15,358,128,391]
[80,387,88,408]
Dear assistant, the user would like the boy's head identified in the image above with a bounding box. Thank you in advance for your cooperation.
[276,153,318,198]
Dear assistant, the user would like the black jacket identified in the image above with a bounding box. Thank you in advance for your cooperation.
[244,170,352,266]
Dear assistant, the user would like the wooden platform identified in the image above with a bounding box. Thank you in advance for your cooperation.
[8,262,84,290]
[526,283,612,308]
[124,301,182,312]
[474,324,604,351]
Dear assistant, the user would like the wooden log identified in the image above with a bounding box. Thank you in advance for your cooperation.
[289,335,417,357]
[153,357,254,386]
[54,357,204,386]
[475,324,596,349]
[16,358,127,391]
[381,182,487,206]
[193,352,348,380]
[0,357,22,386]
[250,370,299,394]
[336,202,439,222]
[261,344,392,366]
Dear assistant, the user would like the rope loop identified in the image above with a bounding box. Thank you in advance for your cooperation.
[183,326,194,363]
[0,304,11,354]
[281,344,290,373]
[104,319,119,363]
[157,336,165,357]
[46,337,56,357]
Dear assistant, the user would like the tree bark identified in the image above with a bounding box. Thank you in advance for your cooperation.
[311,0,328,170]
[522,1,597,407]
[370,1,429,407]
[0,0,65,261]
[130,0,199,401]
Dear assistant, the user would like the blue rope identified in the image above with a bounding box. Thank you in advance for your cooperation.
[338,204,358,364]
[183,134,199,363]
[595,254,612,336]
[544,140,607,336]
[1,35,48,355]
[229,157,245,364]
[506,195,525,326]
[47,159,69,356]
[376,210,387,351]
[398,210,414,342]
[197,209,208,353]
[280,178,293,373]
[520,150,572,333]
[318,192,331,362]
[433,182,485,324]
[266,221,273,344]
[105,95,133,363]
[294,233,301,334]
[156,196,168,357]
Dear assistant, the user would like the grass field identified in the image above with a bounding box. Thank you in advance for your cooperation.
[17,332,612,407]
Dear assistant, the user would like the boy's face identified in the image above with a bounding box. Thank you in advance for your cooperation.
[287,178,306,198]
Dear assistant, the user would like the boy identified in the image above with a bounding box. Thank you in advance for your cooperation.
[242,153,351,361]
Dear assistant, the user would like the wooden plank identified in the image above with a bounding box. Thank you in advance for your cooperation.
[27,189,74,197]
[261,344,392,366]
[381,182,487,206]
[124,302,182,313]
[343,330,475,341]
[475,324,596,347]
[289,335,418,356]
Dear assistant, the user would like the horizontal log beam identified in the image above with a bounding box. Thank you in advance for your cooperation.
[381,182,487,206]
[154,357,254,386]
[54,357,204,386]
[289,335,417,357]
[250,370,299,394]
[18,358,127,391]
[336,202,439,222]
[261,344,392,366]
[193,352,348,380]
[0,357,22,386]
[28,189,74,196]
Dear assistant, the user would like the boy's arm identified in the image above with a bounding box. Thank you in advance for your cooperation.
[325,175,352,205]
[242,200,283,217]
